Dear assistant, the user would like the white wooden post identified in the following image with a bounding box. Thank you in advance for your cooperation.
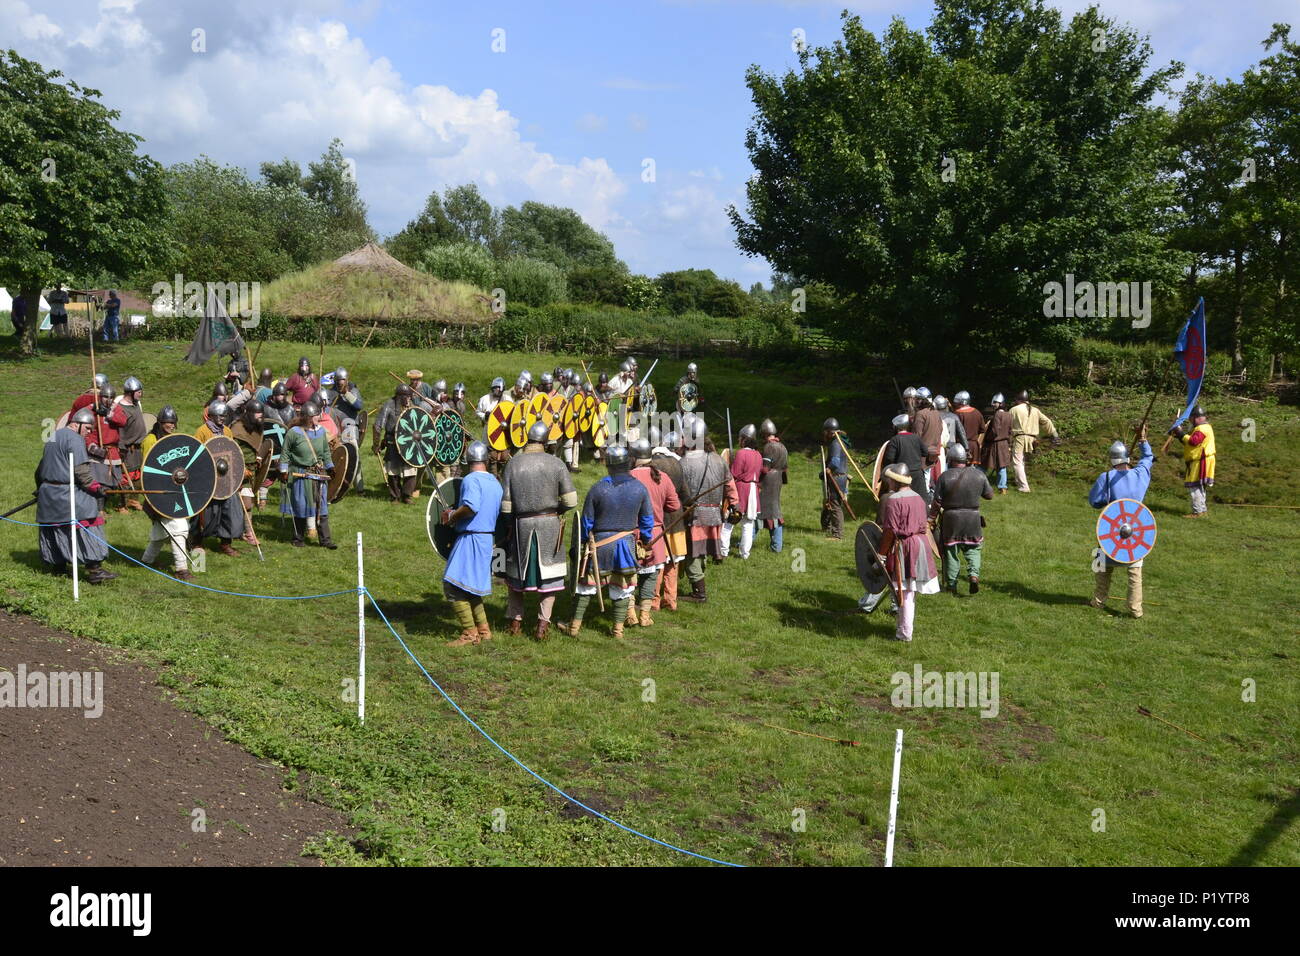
[357,531,365,725]
[69,452,79,602]
[885,729,903,867]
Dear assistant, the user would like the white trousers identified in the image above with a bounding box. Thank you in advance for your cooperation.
[143,516,191,571]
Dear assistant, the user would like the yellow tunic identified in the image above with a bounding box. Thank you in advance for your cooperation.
[1181,423,1216,484]
[1010,403,1057,455]
[195,422,233,443]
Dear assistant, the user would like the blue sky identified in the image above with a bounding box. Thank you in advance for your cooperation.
[4,0,1296,284]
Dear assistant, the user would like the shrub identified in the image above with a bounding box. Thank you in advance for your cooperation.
[419,242,495,289]
[495,257,567,307]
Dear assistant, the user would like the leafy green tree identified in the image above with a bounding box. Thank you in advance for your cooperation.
[495,256,567,307]
[568,264,630,305]
[729,1,1186,360]
[420,241,496,289]
[443,184,501,249]
[302,138,374,249]
[386,189,459,265]
[499,201,621,273]
[0,50,170,354]
[259,158,304,190]
[623,274,661,312]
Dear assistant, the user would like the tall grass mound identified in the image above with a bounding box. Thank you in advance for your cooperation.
[261,242,494,324]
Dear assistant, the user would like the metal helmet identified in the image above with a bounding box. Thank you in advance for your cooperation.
[207,400,229,422]
[96,384,116,405]
[582,381,594,394]
[564,369,575,384]
[892,413,911,431]
[453,382,466,398]
[491,376,505,391]
[157,405,178,425]
[647,425,662,448]
[759,418,777,438]
[605,444,631,471]
[335,367,349,385]
[738,423,757,445]
[1108,440,1130,466]
[917,386,932,400]
[883,462,911,484]
[245,399,265,420]
[312,389,329,407]
[396,384,413,399]
[619,360,632,374]
[298,356,310,372]
[519,369,533,384]
[432,378,448,396]
[71,407,97,426]
[540,372,554,387]
[212,382,229,399]
[123,375,143,394]
[93,372,108,390]
[933,395,949,411]
[822,417,840,432]
[665,430,681,450]
[630,438,652,461]
[903,386,918,400]
[553,366,564,380]
[1190,404,1207,420]
[271,383,289,400]
[629,356,639,369]
[598,372,609,386]
[466,440,489,463]
[947,443,968,464]
[259,367,273,386]
[991,393,1005,406]
[1015,389,1030,403]
[515,374,530,391]
[527,422,549,444]
[301,401,321,419]
[954,390,971,407]
[687,362,698,375]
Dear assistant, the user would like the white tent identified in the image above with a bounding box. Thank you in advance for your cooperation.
[0,287,51,312]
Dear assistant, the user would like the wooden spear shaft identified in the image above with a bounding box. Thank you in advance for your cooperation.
[836,431,877,502]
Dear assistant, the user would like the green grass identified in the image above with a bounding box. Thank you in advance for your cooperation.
[1,339,1297,866]
[260,261,491,324]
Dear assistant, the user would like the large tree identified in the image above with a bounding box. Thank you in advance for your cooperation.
[729,0,1187,359]
[0,50,170,354]
[499,201,622,273]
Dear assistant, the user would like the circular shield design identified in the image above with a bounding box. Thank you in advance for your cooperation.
[592,400,610,447]
[329,442,358,502]
[1096,497,1157,564]
[487,399,514,452]
[854,520,890,595]
[507,399,528,449]
[607,394,625,437]
[562,396,581,440]
[677,381,699,412]
[396,406,437,467]
[141,433,216,519]
[356,407,369,437]
[433,410,466,465]
[527,393,546,432]
[871,441,889,499]
[577,394,595,433]
[254,438,275,489]
[207,435,245,501]
[426,476,463,560]
[262,420,286,460]
[544,392,566,442]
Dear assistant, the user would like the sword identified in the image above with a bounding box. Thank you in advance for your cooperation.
[1,497,37,519]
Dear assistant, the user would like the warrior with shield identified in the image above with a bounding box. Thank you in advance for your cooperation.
[674,362,702,413]
[285,357,318,408]
[374,383,421,504]
[557,445,654,639]
[678,419,737,604]
[140,406,193,580]
[279,401,336,549]
[34,408,117,584]
[476,377,511,476]
[1088,432,1153,618]
[115,376,148,513]
[190,400,248,557]
[876,463,941,642]
[442,442,503,647]
[326,367,365,493]
[500,422,578,641]
[930,444,993,595]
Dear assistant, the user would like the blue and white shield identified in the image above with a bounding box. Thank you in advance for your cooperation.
[1096,497,1157,564]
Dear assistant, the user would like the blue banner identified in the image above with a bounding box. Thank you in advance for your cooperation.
[1171,297,1206,429]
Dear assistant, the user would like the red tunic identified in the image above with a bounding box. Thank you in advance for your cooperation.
[285,372,318,406]
[77,402,129,461]
[730,447,762,518]
[880,488,938,583]
[631,465,682,566]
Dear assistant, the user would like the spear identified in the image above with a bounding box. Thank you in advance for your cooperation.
[348,320,380,372]
[762,722,860,747]
[1132,388,1159,453]
[1137,705,1206,742]
[835,430,877,502]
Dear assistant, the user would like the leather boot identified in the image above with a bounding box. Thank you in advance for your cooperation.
[476,622,493,643]
[625,603,639,626]
[535,620,551,642]
[556,620,582,637]
[680,580,706,603]
[612,621,625,641]
[447,627,480,647]
[638,600,654,627]
[318,516,337,549]
[508,618,524,636]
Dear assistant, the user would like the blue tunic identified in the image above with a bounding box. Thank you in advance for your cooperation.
[581,474,654,574]
[444,470,503,596]
[1089,442,1153,507]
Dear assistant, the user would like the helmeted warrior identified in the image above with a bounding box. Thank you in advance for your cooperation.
[650,429,689,611]
[442,441,503,646]
[279,400,336,549]
[678,419,737,603]
[266,383,296,426]
[758,418,788,553]
[34,408,117,584]
[140,406,193,580]
[115,375,148,512]
[674,362,701,412]
[610,360,635,397]
[285,356,317,407]
[255,367,276,403]
[189,400,247,557]
[374,383,420,503]
[820,417,849,538]
[902,386,919,419]
[596,372,612,401]
[1088,432,1153,617]
[722,423,763,560]
[876,462,940,641]
[70,372,110,415]
[476,376,510,476]
[1009,389,1060,493]
[558,445,654,639]
[983,393,1013,494]
[628,438,682,628]
[1169,405,1215,517]
[883,412,931,508]
[932,395,968,472]
[952,391,985,467]
[500,421,578,641]
[910,392,943,493]
[326,367,365,492]
[931,443,994,595]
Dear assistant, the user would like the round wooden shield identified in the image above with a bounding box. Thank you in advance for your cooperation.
[562,396,581,440]
[329,442,358,502]
[254,438,275,489]
[433,410,466,465]
[262,420,286,460]
[607,394,625,438]
[1096,497,1157,564]
[356,407,369,436]
[507,399,529,449]
[854,520,890,595]
[871,441,889,499]
[207,435,245,501]
[56,410,71,431]
[487,399,514,452]
[426,476,463,560]
[141,433,216,519]
[527,393,546,432]
[677,381,699,412]
[592,400,610,447]
[577,394,595,433]
[396,406,437,467]
[144,411,157,433]
[544,392,566,442]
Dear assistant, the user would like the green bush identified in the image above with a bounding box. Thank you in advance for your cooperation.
[623,274,661,312]
[419,242,495,289]
[567,265,629,306]
[495,257,567,307]
[1059,339,1238,394]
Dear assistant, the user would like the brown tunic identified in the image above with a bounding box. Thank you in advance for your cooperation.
[983,408,1013,470]
[912,407,943,465]
[955,406,985,465]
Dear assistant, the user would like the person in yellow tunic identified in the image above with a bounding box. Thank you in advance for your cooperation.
[1008,389,1060,493]
[1168,404,1215,517]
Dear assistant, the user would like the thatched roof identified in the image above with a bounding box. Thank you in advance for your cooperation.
[260,242,495,324]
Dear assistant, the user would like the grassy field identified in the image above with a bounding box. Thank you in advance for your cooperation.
[1,337,1297,866]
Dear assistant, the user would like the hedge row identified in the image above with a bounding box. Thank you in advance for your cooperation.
[1056,339,1272,395]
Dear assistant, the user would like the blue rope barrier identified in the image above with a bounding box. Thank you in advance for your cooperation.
[364,590,744,868]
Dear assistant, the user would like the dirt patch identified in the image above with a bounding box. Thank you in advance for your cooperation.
[0,609,351,865]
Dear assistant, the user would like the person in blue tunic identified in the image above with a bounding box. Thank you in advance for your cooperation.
[1087,430,1153,619]
[821,417,849,539]
[442,442,504,646]
[35,409,117,583]
[558,445,654,640]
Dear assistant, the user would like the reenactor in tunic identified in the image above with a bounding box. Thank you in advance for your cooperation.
[34,408,116,583]
[758,418,788,553]
[442,442,503,646]
[265,383,297,427]
[952,391,985,466]
[1088,435,1153,618]
[1169,405,1215,517]
[190,401,247,557]
[285,357,318,408]
[374,383,420,503]
[932,395,968,471]
[679,419,737,603]
[820,417,849,539]
[883,414,930,507]
[931,444,993,594]
[326,367,365,493]
[115,376,148,512]
[630,439,682,627]
[140,406,193,580]
[279,401,336,549]
[651,430,689,611]
[1009,389,1060,493]
[500,422,578,641]
[476,377,510,477]
[983,394,1013,494]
